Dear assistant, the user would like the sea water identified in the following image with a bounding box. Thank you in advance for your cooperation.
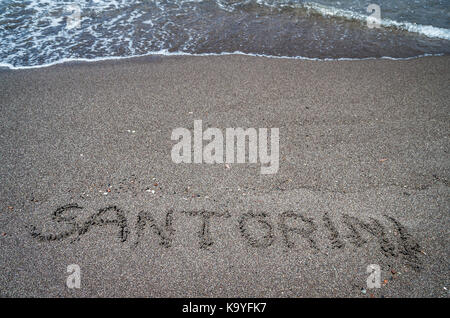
[0,0,449,68]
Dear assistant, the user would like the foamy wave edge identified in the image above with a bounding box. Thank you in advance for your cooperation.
[301,2,450,40]
[221,1,450,40]
[0,50,445,70]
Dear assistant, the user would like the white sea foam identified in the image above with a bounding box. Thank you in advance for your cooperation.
[0,0,448,68]
[0,50,444,71]
[300,1,450,40]
[223,1,450,40]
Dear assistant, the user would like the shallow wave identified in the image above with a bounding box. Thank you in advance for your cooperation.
[0,0,449,68]
[228,1,450,40]
[300,2,450,40]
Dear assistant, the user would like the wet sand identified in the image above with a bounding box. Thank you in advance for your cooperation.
[0,55,449,297]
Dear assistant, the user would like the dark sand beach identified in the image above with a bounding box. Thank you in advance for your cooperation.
[0,55,449,297]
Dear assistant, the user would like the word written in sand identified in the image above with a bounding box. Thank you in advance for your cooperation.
[171,120,279,174]
[28,204,423,270]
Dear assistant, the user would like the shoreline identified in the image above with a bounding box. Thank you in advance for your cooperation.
[0,51,447,71]
[0,55,449,297]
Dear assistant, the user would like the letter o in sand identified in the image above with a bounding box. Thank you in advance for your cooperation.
[238,212,274,248]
